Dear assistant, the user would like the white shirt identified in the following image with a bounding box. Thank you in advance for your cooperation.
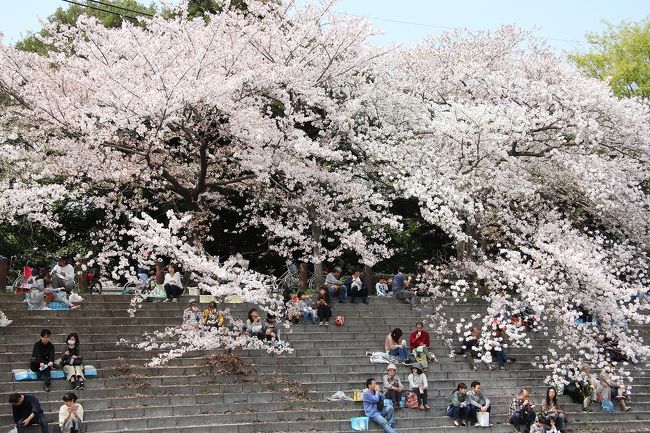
[164,272,182,288]
[408,372,428,389]
[51,264,75,283]
[59,403,84,426]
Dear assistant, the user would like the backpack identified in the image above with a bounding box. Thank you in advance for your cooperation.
[405,391,419,409]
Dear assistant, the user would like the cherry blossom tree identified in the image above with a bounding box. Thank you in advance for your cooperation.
[0,0,399,357]
[359,27,650,385]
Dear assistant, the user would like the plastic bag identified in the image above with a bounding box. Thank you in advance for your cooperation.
[69,293,84,303]
[350,416,369,431]
[602,399,614,413]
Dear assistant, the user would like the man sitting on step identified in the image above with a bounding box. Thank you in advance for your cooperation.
[467,381,491,426]
[363,378,401,433]
[30,329,55,392]
[8,393,49,433]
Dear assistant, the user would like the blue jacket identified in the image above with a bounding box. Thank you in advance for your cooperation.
[363,388,384,417]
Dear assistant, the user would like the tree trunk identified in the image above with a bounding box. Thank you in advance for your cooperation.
[308,206,324,289]
[299,262,308,291]
[155,261,164,285]
[363,264,373,295]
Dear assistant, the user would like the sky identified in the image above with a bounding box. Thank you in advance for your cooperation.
[0,0,648,54]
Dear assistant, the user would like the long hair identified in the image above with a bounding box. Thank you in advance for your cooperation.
[390,328,403,344]
[545,387,557,408]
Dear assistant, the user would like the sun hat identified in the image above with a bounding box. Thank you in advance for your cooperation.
[386,363,397,371]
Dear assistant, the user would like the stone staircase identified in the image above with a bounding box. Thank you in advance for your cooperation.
[0,294,649,433]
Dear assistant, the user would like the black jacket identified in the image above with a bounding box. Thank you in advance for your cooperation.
[31,340,55,364]
[12,394,43,423]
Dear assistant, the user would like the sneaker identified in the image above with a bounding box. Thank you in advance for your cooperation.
[474,423,481,427]
[319,321,324,326]
[172,298,178,303]
[453,420,460,427]
[70,304,80,310]
[424,404,430,410]
[499,366,505,370]
[362,298,369,304]
[44,382,50,392]
[325,321,329,326]
[77,381,85,390]
[163,298,171,303]
[459,421,466,426]
[419,404,425,410]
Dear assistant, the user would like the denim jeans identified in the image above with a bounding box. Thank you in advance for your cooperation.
[492,348,506,367]
[510,410,536,433]
[328,285,347,302]
[369,404,397,433]
[302,310,317,323]
[16,414,50,433]
[388,347,409,362]
[447,405,471,421]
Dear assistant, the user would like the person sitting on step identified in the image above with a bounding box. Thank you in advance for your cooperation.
[316,286,332,326]
[508,387,536,433]
[408,363,429,410]
[182,298,202,329]
[457,326,481,370]
[382,363,404,410]
[346,268,368,304]
[8,393,49,433]
[409,322,436,371]
[376,277,390,297]
[286,291,303,324]
[384,328,409,363]
[540,386,566,432]
[162,264,183,303]
[447,382,471,426]
[245,308,265,339]
[51,257,75,295]
[597,363,631,412]
[30,329,55,392]
[392,269,419,311]
[467,381,491,426]
[325,267,347,303]
[363,378,400,433]
[59,392,84,433]
[203,301,225,328]
[60,333,85,390]
[264,313,280,343]
[298,292,317,324]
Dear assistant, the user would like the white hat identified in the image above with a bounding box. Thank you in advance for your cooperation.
[386,363,397,371]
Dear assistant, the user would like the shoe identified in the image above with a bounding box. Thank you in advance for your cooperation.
[319,321,324,326]
[172,298,178,303]
[424,404,430,410]
[163,299,170,303]
[419,404,425,410]
[459,421,466,426]
[474,423,481,427]
[453,420,459,427]
[77,381,85,390]
[44,382,50,392]
[70,380,77,390]
[339,300,344,303]
[499,366,505,370]
[403,361,414,366]
[624,407,631,412]
[70,304,80,310]
[488,364,497,371]
[325,321,329,326]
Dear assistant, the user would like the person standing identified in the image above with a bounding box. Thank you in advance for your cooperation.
[8,393,49,433]
[467,381,491,426]
[30,329,55,392]
[51,257,75,294]
[363,378,400,433]
[163,264,183,302]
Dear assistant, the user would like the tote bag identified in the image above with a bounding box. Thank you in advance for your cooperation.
[477,411,490,427]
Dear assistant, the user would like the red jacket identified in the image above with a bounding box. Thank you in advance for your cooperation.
[409,330,430,348]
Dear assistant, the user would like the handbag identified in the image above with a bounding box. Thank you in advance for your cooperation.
[350,416,369,431]
[476,411,490,426]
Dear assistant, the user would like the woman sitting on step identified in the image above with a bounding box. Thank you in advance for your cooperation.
[382,363,404,409]
[384,328,409,363]
[59,392,84,433]
[245,308,265,340]
[59,333,85,390]
[316,286,332,326]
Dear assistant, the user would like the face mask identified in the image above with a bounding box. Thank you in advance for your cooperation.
[67,340,75,346]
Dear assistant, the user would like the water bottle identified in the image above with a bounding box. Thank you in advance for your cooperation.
[400,396,406,408]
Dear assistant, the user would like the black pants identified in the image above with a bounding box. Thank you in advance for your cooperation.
[30,361,51,385]
[413,387,427,405]
[349,286,368,300]
[469,405,491,424]
[164,284,183,299]
[385,389,402,408]
[510,410,536,433]
[317,304,331,321]
[17,414,50,433]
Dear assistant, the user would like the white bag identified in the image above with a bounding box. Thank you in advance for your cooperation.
[69,293,84,303]
[476,411,490,427]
